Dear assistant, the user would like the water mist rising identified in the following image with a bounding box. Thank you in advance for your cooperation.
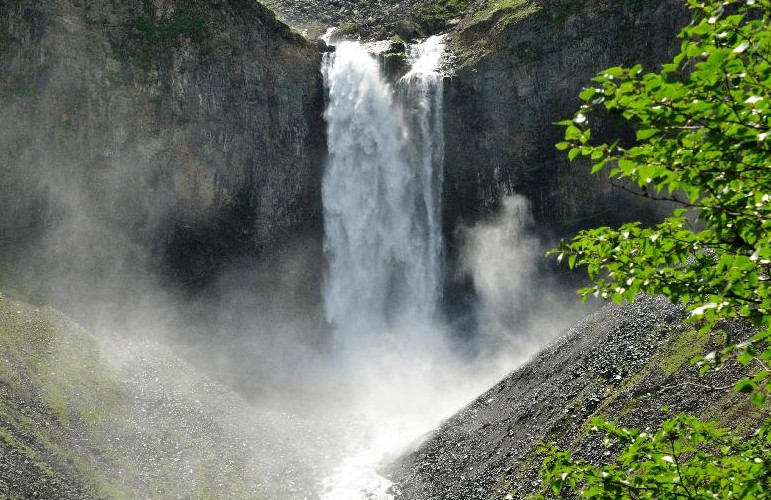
[322,37,445,344]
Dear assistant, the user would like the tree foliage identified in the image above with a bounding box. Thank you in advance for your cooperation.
[552,0,771,401]
[536,1,771,498]
[538,415,771,499]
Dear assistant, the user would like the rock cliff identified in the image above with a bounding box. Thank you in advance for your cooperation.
[442,0,689,235]
[0,0,325,302]
[436,0,690,330]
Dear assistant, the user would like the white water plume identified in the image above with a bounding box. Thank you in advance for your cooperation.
[318,34,579,500]
[461,195,590,370]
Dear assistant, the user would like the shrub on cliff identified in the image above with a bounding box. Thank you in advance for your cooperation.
[537,0,771,497]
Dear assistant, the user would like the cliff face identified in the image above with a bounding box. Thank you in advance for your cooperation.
[0,0,325,299]
[436,0,689,327]
[442,0,689,238]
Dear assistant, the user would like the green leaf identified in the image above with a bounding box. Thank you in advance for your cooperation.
[737,351,754,366]
[538,6,771,497]
[736,379,756,393]
[636,128,658,140]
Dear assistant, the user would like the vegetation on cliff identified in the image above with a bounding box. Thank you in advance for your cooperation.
[411,0,473,28]
[541,0,771,497]
[119,11,209,69]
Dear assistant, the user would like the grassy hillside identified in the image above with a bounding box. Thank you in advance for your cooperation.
[0,293,115,498]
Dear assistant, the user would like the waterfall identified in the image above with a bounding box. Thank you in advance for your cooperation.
[319,36,447,500]
[322,36,446,344]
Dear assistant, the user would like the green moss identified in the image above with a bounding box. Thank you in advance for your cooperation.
[334,22,361,37]
[0,285,273,498]
[472,0,587,28]
[657,328,712,375]
[413,0,471,24]
[120,13,209,69]
[385,35,407,58]
[389,34,406,45]
[0,297,132,496]
[473,0,540,23]
[42,388,71,426]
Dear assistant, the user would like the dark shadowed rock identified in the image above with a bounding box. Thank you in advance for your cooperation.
[0,0,325,301]
[442,0,689,235]
[438,0,690,336]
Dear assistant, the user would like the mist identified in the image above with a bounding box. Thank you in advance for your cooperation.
[0,12,594,499]
[1,151,592,498]
[460,195,592,373]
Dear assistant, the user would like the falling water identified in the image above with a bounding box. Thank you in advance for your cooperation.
[398,35,445,328]
[322,36,446,345]
[319,36,447,498]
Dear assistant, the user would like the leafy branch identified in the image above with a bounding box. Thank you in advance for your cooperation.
[533,1,771,498]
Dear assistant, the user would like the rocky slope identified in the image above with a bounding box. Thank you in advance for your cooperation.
[0,274,346,499]
[387,295,766,499]
[262,0,473,39]
[0,0,325,302]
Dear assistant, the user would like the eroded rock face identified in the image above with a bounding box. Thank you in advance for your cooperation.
[442,0,689,237]
[438,0,689,329]
[0,0,325,297]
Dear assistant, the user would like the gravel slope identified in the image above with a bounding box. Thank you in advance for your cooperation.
[387,295,765,499]
[261,0,481,40]
[0,291,346,499]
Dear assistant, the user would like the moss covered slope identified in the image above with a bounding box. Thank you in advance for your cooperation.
[0,282,337,499]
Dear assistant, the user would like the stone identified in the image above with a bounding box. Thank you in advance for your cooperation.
[0,0,326,295]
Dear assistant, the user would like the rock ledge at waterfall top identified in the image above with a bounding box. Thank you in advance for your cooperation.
[262,0,466,39]
[387,295,765,499]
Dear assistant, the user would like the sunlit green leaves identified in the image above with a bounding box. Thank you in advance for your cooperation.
[537,4,771,496]
[535,415,771,499]
[551,0,771,405]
